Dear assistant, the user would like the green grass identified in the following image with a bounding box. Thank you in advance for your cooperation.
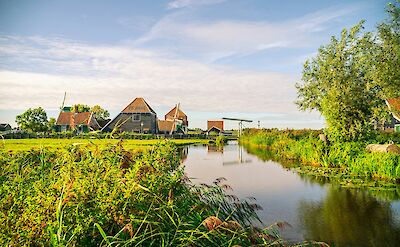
[241,129,400,183]
[0,138,210,151]
[1,141,325,246]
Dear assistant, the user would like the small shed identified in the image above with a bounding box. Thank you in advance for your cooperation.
[207,120,224,135]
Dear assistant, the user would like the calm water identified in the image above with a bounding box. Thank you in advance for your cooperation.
[183,142,400,247]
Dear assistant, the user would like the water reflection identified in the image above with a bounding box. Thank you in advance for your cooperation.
[180,146,189,162]
[299,187,400,247]
[183,143,400,246]
[207,145,224,153]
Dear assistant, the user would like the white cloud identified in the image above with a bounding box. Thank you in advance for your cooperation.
[167,0,226,9]
[0,35,299,115]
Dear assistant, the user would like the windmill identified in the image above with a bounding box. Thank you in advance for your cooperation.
[169,103,184,135]
[60,92,67,111]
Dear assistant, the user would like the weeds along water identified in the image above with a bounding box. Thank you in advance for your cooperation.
[0,140,327,246]
[241,129,400,187]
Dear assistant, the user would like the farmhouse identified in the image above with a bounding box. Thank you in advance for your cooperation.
[207,120,224,135]
[56,111,100,132]
[0,123,12,132]
[386,97,400,132]
[158,105,188,134]
[102,98,157,133]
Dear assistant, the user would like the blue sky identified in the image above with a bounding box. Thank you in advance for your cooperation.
[0,0,390,129]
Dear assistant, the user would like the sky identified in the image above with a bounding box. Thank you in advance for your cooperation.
[0,0,391,129]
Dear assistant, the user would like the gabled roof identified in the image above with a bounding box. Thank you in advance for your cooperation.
[56,112,92,126]
[122,98,156,114]
[207,120,224,132]
[158,120,174,132]
[0,123,11,128]
[387,97,400,121]
[207,126,222,133]
[165,106,187,119]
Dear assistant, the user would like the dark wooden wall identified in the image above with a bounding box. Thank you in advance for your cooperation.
[103,113,157,133]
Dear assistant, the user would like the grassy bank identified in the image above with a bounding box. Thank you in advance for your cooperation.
[0,138,210,151]
[0,141,321,246]
[241,129,400,183]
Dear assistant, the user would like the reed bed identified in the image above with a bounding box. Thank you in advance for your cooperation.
[241,129,400,182]
[0,140,324,246]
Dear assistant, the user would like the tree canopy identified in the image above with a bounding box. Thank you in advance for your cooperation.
[296,2,400,141]
[71,104,110,121]
[16,107,49,132]
[90,105,110,121]
[71,104,91,113]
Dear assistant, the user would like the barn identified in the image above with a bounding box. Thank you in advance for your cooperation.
[102,98,157,133]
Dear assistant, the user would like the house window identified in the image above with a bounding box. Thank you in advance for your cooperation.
[60,125,68,132]
[132,114,140,121]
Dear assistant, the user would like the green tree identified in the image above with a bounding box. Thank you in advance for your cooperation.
[372,1,400,124]
[296,22,377,141]
[296,2,400,141]
[90,105,110,121]
[373,1,400,99]
[71,104,90,113]
[48,117,56,132]
[16,107,49,132]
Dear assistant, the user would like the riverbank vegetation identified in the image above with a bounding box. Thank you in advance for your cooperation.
[241,129,400,184]
[1,141,326,246]
[0,138,210,151]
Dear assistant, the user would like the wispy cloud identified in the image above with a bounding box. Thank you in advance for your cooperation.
[136,4,363,62]
[167,0,226,9]
[0,35,299,115]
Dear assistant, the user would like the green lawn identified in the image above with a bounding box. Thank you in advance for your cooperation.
[0,138,210,151]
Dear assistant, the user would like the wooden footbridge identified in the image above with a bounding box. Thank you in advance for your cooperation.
[222,117,253,138]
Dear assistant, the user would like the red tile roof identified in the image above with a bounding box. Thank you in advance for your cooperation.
[165,106,187,119]
[56,112,92,126]
[387,97,400,121]
[165,106,188,126]
[122,98,156,114]
[207,120,224,131]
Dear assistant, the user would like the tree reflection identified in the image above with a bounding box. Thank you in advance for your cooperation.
[298,187,400,247]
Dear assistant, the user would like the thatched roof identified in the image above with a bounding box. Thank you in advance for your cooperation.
[122,98,156,114]
[157,120,174,132]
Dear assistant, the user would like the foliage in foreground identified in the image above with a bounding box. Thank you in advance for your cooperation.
[0,141,323,246]
[242,129,400,182]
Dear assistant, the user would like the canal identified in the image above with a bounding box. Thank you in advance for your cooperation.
[183,142,400,247]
